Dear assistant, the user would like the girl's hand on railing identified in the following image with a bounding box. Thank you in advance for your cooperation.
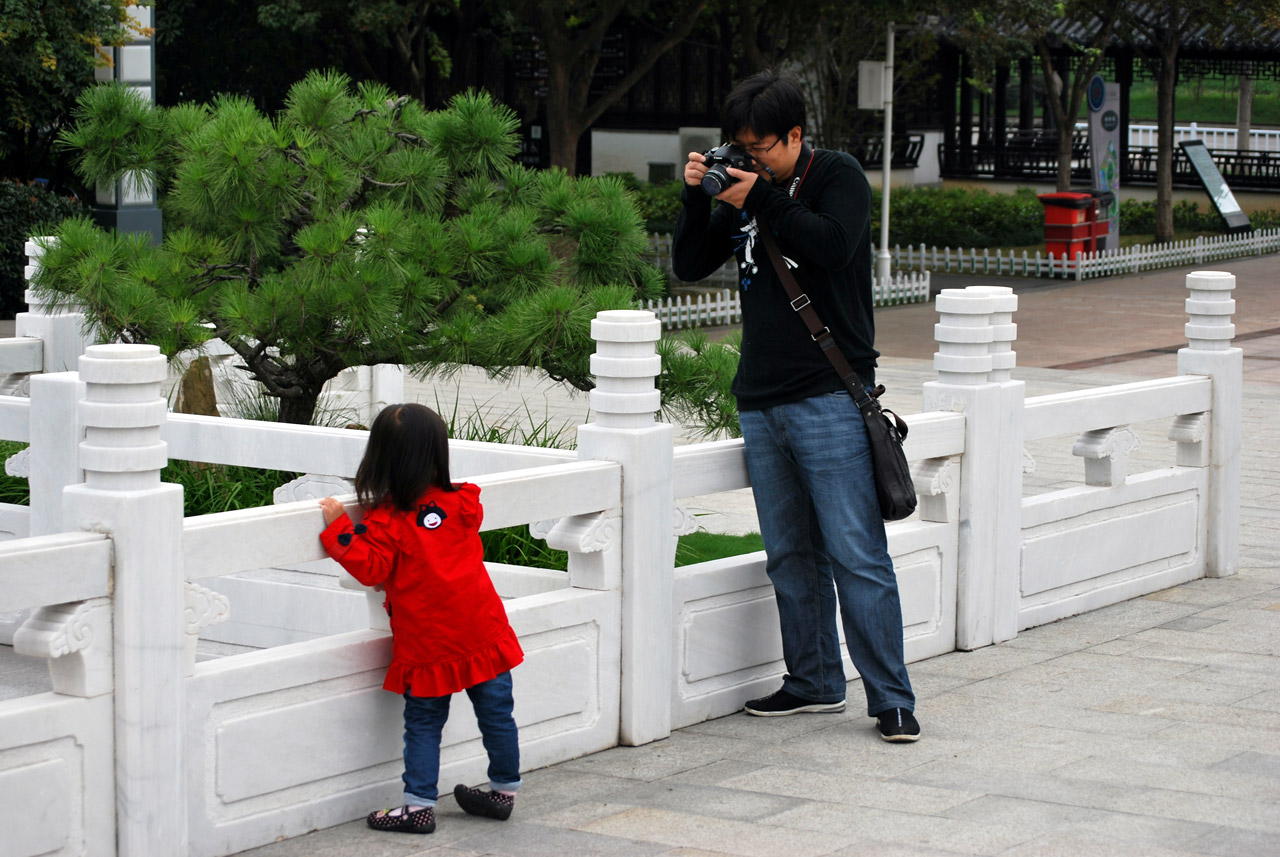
[319,497,346,526]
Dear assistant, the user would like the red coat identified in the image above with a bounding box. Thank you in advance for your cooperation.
[320,482,524,697]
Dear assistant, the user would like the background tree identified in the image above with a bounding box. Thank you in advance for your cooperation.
[34,74,664,424]
[499,0,709,173]
[949,0,1122,192]
[0,0,137,185]
[254,0,471,104]
[1119,0,1280,242]
[790,2,940,152]
[155,0,351,110]
[723,0,819,77]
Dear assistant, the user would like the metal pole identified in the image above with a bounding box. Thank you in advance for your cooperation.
[877,22,895,286]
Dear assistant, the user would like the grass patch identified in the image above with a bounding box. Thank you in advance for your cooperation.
[0,441,29,505]
[0,441,296,516]
[676,531,764,567]
[165,461,299,516]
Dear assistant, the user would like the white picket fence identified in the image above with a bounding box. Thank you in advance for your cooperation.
[646,273,932,330]
[1076,120,1280,153]
[888,228,1280,281]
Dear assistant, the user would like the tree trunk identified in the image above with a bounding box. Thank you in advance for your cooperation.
[277,389,322,426]
[1237,64,1254,152]
[1038,44,1072,191]
[1155,45,1178,243]
[543,61,580,175]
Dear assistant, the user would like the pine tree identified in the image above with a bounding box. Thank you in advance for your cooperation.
[35,71,664,423]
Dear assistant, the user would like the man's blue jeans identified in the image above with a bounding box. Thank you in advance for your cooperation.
[739,390,915,716]
[401,671,521,806]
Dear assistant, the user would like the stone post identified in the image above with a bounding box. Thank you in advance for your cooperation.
[1177,271,1241,579]
[922,287,1020,649]
[0,240,88,645]
[61,344,187,854]
[960,285,1024,642]
[26,373,85,536]
[18,238,89,374]
[576,310,673,745]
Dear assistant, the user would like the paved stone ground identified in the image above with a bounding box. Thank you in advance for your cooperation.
[4,258,1280,856]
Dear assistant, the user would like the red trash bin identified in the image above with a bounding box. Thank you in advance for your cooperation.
[1037,192,1097,259]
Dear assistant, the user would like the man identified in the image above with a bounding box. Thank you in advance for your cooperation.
[671,70,919,742]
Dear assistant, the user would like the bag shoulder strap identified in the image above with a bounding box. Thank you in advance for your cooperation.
[755,217,872,409]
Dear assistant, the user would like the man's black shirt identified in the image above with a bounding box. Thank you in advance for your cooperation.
[671,149,878,412]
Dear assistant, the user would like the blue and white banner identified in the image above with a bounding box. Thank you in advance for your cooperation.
[1088,75,1121,249]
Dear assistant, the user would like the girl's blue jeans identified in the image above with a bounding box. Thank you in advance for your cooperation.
[401,670,521,807]
[739,390,916,716]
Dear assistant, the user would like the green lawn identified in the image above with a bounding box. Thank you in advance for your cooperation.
[1006,77,1280,128]
[1128,78,1280,126]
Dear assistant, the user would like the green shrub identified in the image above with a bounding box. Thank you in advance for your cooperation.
[871,186,1045,249]
[1116,198,1280,235]
[0,181,86,318]
[604,172,687,234]
[632,180,686,234]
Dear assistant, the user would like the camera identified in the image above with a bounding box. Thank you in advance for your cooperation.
[700,143,754,196]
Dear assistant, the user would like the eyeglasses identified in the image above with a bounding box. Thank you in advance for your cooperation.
[739,137,782,158]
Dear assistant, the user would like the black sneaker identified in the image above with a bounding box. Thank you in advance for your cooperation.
[453,784,514,820]
[876,707,921,742]
[744,688,846,716]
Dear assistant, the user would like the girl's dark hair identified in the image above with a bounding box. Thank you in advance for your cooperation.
[721,69,806,144]
[355,403,456,511]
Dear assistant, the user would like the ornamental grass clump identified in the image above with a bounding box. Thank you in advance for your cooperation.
[34,71,664,424]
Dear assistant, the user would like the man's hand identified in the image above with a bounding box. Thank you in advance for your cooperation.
[683,151,709,187]
[319,497,347,527]
[715,166,759,209]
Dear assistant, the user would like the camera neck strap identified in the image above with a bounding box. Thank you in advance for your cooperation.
[783,143,815,198]
[756,215,873,410]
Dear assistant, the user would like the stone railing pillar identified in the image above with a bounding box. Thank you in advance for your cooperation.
[17,238,90,374]
[922,286,1023,649]
[960,285,1025,642]
[60,344,187,854]
[0,239,89,644]
[576,310,673,746]
[1177,271,1241,578]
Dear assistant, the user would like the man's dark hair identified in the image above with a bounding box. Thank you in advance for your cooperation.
[355,403,457,511]
[720,70,806,143]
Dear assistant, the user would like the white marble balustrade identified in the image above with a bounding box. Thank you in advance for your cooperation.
[0,272,1244,857]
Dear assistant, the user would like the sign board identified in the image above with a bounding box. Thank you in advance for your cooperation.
[858,61,885,110]
[1179,141,1252,233]
[1087,75,1121,249]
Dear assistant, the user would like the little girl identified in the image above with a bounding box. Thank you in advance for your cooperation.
[319,403,524,835]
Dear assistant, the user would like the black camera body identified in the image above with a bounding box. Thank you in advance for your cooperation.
[700,143,754,196]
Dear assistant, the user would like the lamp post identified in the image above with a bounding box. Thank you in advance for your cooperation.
[876,21,895,286]
[92,3,162,245]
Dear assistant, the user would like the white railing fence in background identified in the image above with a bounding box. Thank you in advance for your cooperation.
[1076,120,1280,153]
[646,274,933,330]
[888,228,1280,281]
[649,229,1280,287]
[646,235,933,321]
[0,257,1243,856]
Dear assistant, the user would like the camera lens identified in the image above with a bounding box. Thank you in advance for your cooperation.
[701,166,732,196]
